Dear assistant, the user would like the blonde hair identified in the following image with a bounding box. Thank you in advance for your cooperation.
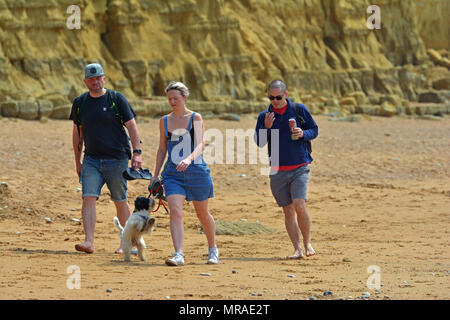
[165,81,190,97]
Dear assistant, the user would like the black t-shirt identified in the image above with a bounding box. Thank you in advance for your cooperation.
[70,90,136,160]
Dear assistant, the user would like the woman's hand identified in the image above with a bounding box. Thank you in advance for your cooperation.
[149,176,159,185]
[149,176,160,194]
[176,157,192,172]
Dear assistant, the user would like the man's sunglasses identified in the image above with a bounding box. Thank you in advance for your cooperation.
[268,95,284,101]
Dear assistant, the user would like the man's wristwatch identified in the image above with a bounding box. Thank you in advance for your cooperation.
[133,149,142,155]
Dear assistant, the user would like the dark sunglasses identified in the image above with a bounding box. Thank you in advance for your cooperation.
[268,95,284,101]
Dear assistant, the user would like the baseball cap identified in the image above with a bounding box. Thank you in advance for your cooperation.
[84,63,104,79]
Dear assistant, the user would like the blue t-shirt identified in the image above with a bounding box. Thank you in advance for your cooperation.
[70,90,135,160]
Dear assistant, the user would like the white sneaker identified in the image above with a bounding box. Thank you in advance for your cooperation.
[207,246,219,264]
[165,252,184,266]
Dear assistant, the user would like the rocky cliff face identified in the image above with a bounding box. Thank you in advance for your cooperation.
[0,0,449,120]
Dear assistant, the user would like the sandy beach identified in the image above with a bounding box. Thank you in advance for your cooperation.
[0,114,449,300]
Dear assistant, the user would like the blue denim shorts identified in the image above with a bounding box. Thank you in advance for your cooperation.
[80,156,129,202]
[269,164,310,207]
[162,163,214,202]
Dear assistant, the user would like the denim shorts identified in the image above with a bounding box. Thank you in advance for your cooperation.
[269,164,310,207]
[162,163,214,202]
[80,156,129,202]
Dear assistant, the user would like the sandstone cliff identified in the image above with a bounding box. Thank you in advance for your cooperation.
[0,0,449,120]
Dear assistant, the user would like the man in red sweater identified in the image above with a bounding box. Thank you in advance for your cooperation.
[255,80,318,259]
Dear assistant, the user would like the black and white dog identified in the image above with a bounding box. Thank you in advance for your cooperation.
[114,196,156,262]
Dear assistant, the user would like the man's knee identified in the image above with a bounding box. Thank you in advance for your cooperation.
[293,198,307,214]
[114,200,129,209]
[283,204,296,217]
[114,201,130,224]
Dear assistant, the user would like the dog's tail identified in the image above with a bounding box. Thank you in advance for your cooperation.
[113,217,124,235]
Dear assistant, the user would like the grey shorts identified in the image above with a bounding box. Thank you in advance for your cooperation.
[269,165,310,207]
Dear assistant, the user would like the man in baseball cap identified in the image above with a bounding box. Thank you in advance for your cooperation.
[70,62,144,255]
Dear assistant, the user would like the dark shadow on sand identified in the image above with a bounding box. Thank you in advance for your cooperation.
[100,259,167,268]
[220,256,281,262]
[11,247,75,255]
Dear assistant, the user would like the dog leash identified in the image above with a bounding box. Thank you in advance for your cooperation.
[148,180,169,214]
[151,195,168,214]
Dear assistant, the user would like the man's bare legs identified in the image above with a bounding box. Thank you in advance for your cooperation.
[282,204,303,259]
[283,198,315,258]
[76,197,131,254]
[75,196,96,253]
[293,198,315,257]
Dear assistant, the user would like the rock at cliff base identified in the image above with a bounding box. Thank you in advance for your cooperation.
[339,97,357,106]
[50,104,71,120]
[18,101,39,120]
[377,102,398,117]
[1,101,19,117]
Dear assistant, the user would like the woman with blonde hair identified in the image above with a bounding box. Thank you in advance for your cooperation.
[150,81,218,266]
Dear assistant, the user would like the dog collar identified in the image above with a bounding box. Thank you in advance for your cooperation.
[137,214,149,232]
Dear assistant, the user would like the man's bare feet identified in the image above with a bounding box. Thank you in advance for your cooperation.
[286,249,305,259]
[75,242,94,254]
[304,243,316,257]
